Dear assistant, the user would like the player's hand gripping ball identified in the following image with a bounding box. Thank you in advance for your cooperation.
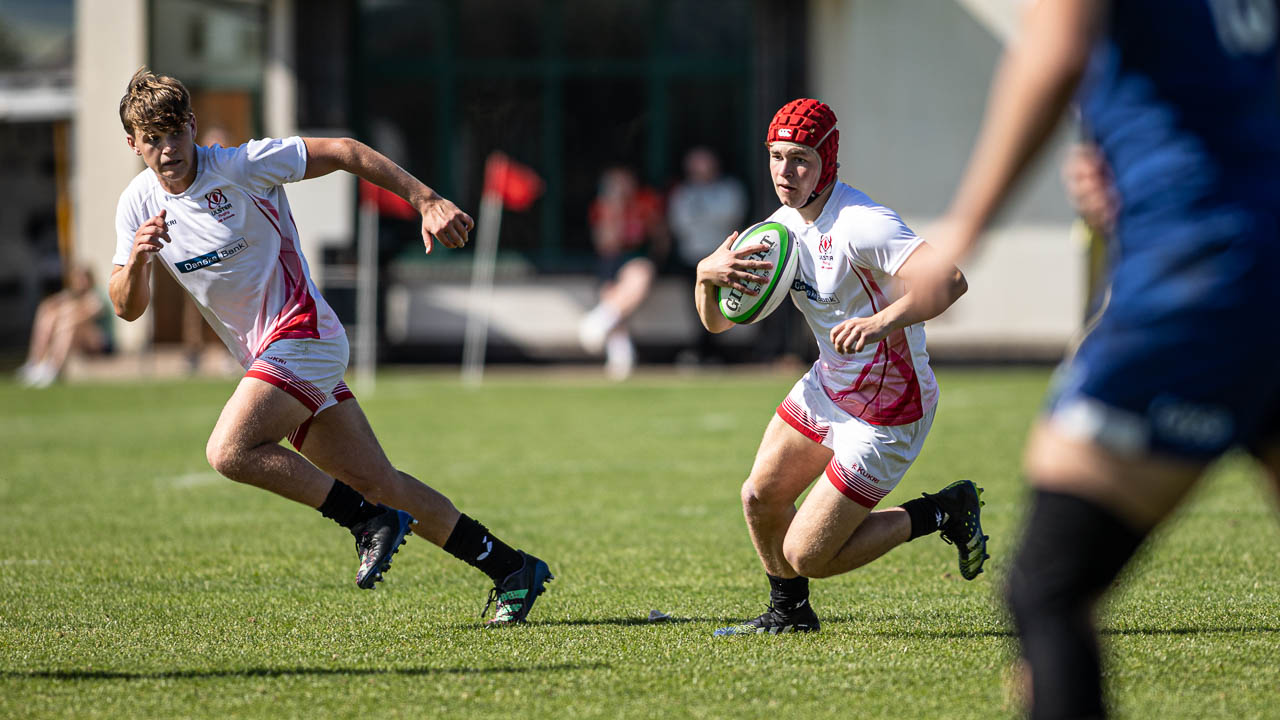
[717,221,798,324]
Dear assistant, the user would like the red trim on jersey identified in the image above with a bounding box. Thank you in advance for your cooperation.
[248,194,320,356]
[851,263,881,314]
[777,397,828,444]
[828,262,925,426]
[245,359,327,412]
[825,459,887,509]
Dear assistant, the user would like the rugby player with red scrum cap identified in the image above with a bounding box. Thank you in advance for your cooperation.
[694,98,986,635]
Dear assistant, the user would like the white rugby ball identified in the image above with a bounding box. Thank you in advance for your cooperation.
[717,221,798,324]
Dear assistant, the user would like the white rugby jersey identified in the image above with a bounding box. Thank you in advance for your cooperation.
[769,182,938,426]
[113,137,344,368]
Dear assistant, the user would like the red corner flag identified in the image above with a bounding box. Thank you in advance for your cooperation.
[358,179,418,220]
[483,152,544,211]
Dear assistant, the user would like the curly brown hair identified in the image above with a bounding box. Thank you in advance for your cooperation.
[119,67,193,136]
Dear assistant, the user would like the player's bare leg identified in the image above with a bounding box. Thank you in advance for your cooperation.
[205,377,334,506]
[1007,420,1206,719]
[205,378,413,588]
[741,414,833,578]
[715,415,831,635]
[299,397,553,625]
[783,482,909,578]
[1022,422,1204,529]
[296,398,460,545]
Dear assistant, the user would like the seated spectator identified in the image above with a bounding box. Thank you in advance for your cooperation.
[17,264,112,387]
[579,166,667,379]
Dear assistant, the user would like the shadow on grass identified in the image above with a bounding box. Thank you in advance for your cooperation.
[529,616,726,628]
[846,624,1280,640]
[1,662,609,682]
[865,628,1015,639]
[461,616,755,629]
[1100,625,1280,637]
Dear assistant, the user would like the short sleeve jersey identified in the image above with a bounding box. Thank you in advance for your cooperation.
[113,137,344,368]
[769,182,937,426]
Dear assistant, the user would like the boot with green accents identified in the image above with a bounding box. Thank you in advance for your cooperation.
[482,551,553,627]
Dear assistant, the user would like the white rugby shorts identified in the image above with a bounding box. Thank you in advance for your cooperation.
[243,335,355,449]
[776,369,936,508]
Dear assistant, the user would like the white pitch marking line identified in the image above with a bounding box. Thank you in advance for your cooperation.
[165,472,222,489]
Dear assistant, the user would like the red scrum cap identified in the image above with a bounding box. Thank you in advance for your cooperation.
[766,98,839,202]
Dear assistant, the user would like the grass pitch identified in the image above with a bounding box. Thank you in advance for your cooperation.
[1,367,1278,719]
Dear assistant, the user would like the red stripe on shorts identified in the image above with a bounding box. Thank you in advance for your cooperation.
[286,382,355,451]
[245,360,327,412]
[287,418,313,451]
[777,397,828,444]
[333,381,354,403]
[825,459,888,509]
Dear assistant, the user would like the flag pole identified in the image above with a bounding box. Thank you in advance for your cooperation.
[462,155,505,385]
[354,195,379,394]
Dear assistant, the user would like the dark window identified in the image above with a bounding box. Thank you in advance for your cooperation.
[335,0,803,269]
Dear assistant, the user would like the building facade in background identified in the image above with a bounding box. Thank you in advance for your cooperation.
[51,0,1075,361]
[0,0,74,349]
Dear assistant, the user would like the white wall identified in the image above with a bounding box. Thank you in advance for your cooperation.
[809,0,1084,356]
[73,0,149,353]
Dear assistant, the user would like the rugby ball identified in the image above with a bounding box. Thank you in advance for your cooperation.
[717,221,798,324]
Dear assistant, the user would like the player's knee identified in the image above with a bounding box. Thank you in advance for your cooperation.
[205,437,241,479]
[205,433,253,481]
[740,476,787,513]
[782,537,833,579]
[740,478,760,511]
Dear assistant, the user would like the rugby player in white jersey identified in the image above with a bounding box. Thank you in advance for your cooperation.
[694,99,987,635]
[110,68,551,626]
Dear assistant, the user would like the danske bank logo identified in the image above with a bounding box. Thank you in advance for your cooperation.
[176,237,250,273]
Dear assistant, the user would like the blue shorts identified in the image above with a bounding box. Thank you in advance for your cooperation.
[1045,205,1280,460]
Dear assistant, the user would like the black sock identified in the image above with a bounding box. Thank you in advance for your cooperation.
[767,573,810,613]
[900,496,944,541]
[443,514,523,582]
[1007,490,1145,719]
[317,479,382,529]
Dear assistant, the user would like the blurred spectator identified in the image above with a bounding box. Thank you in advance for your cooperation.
[16,265,112,388]
[1062,141,1117,236]
[669,147,747,364]
[578,166,667,379]
[1061,140,1117,319]
[670,147,747,270]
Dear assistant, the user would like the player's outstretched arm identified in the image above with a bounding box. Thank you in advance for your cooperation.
[932,0,1103,265]
[301,137,475,255]
[694,231,774,333]
[829,242,967,354]
[109,209,170,321]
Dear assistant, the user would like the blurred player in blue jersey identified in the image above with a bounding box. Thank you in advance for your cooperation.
[923,1,1280,717]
